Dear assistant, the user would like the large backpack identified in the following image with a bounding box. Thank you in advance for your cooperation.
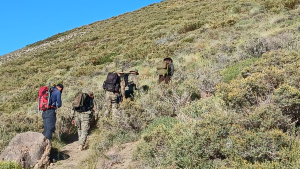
[73,92,86,108]
[73,92,93,112]
[103,73,120,92]
[37,86,51,111]
[156,61,169,75]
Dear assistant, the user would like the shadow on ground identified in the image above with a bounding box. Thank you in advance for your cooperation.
[50,132,79,162]
[49,148,70,163]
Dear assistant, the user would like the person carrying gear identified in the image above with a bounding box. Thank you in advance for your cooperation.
[119,70,126,102]
[157,57,174,84]
[72,91,94,151]
[103,71,121,119]
[125,69,139,101]
[42,83,63,141]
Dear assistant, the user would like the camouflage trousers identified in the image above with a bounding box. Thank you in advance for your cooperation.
[104,91,120,119]
[74,111,90,146]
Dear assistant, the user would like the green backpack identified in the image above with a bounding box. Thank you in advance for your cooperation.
[73,92,87,109]
[156,61,169,75]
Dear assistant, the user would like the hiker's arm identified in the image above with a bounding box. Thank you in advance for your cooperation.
[169,63,174,76]
[56,91,62,108]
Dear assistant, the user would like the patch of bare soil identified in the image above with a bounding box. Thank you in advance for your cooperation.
[97,141,139,169]
[47,141,91,169]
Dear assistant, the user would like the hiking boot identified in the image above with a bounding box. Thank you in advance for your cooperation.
[78,145,84,151]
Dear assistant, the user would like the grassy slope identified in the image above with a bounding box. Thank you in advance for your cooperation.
[1,0,300,168]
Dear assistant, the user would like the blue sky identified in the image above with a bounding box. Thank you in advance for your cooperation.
[0,0,162,56]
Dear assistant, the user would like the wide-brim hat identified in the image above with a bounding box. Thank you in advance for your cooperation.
[163,57,173,62]
[130,68,139,75]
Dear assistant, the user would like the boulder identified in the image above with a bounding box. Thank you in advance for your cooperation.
[0,131,51,169]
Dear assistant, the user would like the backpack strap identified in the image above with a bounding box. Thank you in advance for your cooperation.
[166,62,169,76]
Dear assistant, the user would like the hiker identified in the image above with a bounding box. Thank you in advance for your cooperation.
[125,69,139,101]
[73,91,94,151]
[42,83,63,141]
[119,70,126,102]
[103,71,121,119]
[157,57,174,84]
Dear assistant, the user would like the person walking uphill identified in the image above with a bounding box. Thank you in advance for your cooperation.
[125,69,139,101]
[42,83,63,141]
[103,71,121,119]
[73,91,94,151]
[157,57,174,84]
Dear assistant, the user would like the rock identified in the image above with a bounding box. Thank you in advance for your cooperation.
[0,131,51,169]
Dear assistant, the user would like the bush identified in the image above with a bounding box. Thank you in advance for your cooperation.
[0,161,22,169]
[239,105,292,132]
[262,0,300,12]
[178,21,204,34]
[274,84,300,121]
[217,67,284,110]
[135,108,300,168]
[134,116,179,167]
[90,53,116,66]
[221,58,258,83]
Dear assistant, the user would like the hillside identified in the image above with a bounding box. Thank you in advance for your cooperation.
[1,0,300,168]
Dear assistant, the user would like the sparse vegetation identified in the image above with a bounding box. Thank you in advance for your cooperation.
[1,0,300,168]
[0,161,22,169]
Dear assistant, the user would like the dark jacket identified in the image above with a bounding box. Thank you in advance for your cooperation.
[49,87,62,108]
[74,94,94,112]
[168,62,174,76]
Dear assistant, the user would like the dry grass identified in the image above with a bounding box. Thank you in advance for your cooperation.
[1,0,300,168]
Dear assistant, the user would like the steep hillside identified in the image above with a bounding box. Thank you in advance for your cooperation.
[1,0,300,168]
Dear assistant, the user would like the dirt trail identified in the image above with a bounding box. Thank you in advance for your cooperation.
[47,140,139,169]
[47,141,91,169]
[97,142,139,169]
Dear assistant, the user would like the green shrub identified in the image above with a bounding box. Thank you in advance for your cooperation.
[0,161,22,169]
[178,21,204,34]
[90,53,116,66]
[274,84,300,121]
[221,58,258,83]
[262,0,299,12]
[134,116,179,167]
[216,71,281,110]
[135,108,300,168]
[179,96,226,118]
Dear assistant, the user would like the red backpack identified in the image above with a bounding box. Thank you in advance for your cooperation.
[37,86,51,111]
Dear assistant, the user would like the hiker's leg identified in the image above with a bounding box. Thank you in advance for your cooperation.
[42,111,47,136]
[75,113,81,139]
[43,109,56,141]
[104,92,112,117]
[78,113,90,146]
[111,93,119,119]
[165,75,171,84]
[158,75,164,83]
[120,81,126,101]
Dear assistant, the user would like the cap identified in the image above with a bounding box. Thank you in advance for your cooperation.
[57,83,64,89]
